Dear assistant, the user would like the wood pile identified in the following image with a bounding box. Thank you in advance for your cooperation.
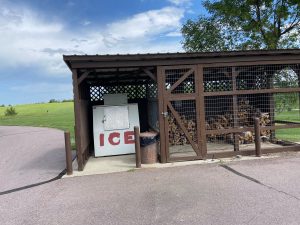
[167,97,271,145]
[168,115,197,145]
[259,113,271,139]
[205,98,271,144]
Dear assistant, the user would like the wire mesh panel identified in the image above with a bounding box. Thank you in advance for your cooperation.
[236,94,273,145]
[159,63,299,160]
[236,64,299,90]
[165,68,196,94]
[167,100,198,158]
[204,96,235,152]
[204,67,232,92]
[203,63,300,155]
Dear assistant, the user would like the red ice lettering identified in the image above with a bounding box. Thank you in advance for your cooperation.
[99,131,135,146]
[124,131,135,144]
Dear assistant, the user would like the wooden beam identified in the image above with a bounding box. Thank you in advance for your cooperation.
[157,66,167,163]
[142,69,157,82]
[72,69,83,171]
[69,57,300,69]
[64,131,73,175]
[167,93,196,101]
[195,65,204,158]
[205,123,300,135]
[254,118,262,157]
[197,64,207,158]
[203,87,300,97]
[134,126,141,168]
[168,68,195,93]
[206,146,300,159]
[232,67,239,151]
[78,71,91,85]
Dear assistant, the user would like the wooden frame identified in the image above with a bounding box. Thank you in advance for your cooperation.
[65,50,300,169]
[157,60,300,162]
[158,65,205,161]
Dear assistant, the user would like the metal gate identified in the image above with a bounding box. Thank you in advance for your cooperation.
[158,65,206,162]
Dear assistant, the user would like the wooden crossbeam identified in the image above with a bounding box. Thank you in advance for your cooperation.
[78,71,91,85]
[143,69,157,82]
[168,68,194,93]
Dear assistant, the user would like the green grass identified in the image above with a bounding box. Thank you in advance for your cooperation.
[275,109,300,142]
[275,110,300,122]
[0,102,75,146]
[275,128,300,142]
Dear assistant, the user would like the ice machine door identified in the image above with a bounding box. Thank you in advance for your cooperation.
[103,105,130,130]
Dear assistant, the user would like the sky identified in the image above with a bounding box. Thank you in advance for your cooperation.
[0,0,206,105]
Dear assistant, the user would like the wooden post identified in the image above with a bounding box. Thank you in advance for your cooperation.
[197,64,207,158]
[254,117,262,157]
[157,66,167,163]
[232,67,240,151]
[72,69,83,171]
[134,126,141,168]
[64,131,73,175]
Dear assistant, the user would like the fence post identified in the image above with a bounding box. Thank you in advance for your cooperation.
[254,117,262,157]
[64,131,73,175]
[134,126,141,168]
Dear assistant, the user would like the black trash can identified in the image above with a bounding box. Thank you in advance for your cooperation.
[140,132,158,164]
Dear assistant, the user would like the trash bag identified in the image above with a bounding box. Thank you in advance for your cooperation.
[140,132,158,147]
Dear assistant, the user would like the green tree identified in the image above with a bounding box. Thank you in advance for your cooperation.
[182,0,300,52]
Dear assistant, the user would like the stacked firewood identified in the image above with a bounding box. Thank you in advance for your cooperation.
[168,115,197,145]
[259,113,271,138]
[206,98,271,144]
[237,98,256,126]
[167,97,271,145]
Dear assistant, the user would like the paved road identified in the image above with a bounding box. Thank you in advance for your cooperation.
[0,149,300,225]
[0,126,67,192]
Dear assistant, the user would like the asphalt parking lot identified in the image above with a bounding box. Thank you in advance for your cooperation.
[0,126,67,192]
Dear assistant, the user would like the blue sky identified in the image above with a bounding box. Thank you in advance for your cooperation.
[0,0,206,105]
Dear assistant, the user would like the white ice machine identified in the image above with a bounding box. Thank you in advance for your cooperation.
[93,103,140,157]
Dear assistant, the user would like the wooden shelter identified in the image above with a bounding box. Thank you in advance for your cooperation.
[64,50,300,171]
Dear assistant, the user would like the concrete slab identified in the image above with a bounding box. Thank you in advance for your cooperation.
[65,154,137,178]
[65,152,280,178]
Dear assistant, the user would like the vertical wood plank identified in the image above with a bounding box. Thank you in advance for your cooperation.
[232,67,240,151]
[72,69,83,171]
[254,117,262,157]
[134,126,141,168]
[64,131,73,175]
[194,66,201,157]
[157,66,167,163]
[268,71,275,140]
[197,64,207,158]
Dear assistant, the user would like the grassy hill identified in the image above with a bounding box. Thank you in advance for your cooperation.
[0,102,75,144]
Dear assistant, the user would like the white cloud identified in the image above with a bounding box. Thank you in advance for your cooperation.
[0,3,185,77]
[165,30,182,37]
[105,7,183,41]
[167,0,192,7]
[81,20,91,26]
